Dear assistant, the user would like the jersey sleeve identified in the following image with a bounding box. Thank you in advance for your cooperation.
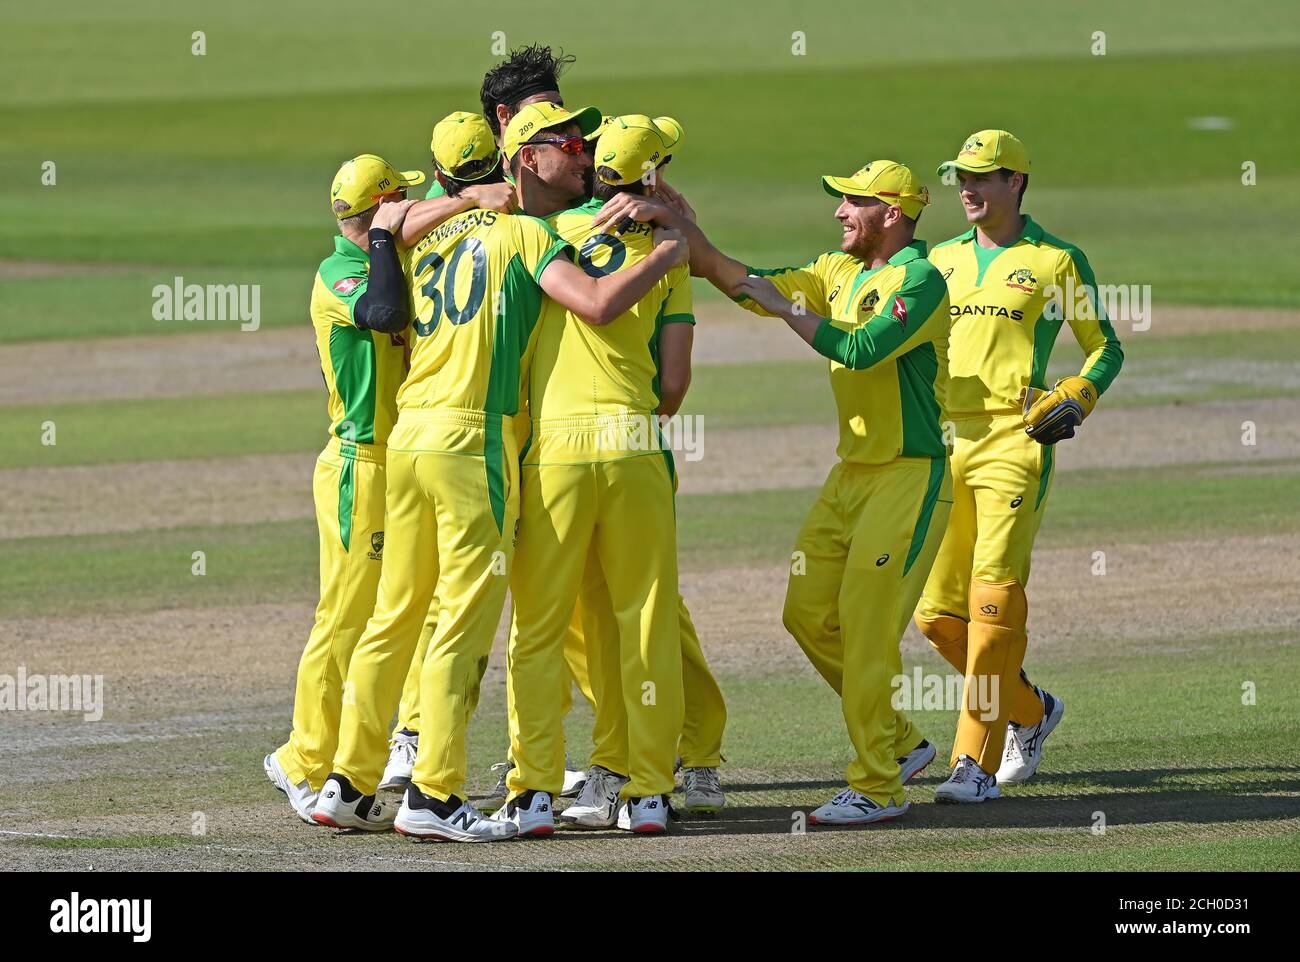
[811,259,947,371]
[514,215,575,284]
[1058,247,1124,395]
[316,259,368,326]
[661,265,695,325]
[735,253,832,318]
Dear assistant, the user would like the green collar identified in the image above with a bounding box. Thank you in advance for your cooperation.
[333,234,368,262]
[952,214,1042,248]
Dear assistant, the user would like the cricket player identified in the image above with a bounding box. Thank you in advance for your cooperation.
[262,154,423,823]
[916,130,1124,802]
[313,108,688,841]
[597,159,952,825]
[501,111,692,835]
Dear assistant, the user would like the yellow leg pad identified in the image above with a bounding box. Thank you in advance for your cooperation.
[914,612,968,674]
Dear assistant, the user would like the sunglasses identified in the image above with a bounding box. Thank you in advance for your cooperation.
[525,135,586,156]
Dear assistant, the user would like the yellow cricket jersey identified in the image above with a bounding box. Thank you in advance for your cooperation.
[930,214,1124,417]
[525,196,693,463]
[397,208,571,423]
[738,241,950,465]
[310,235,411,446]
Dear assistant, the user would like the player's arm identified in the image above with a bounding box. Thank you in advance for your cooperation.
[656,270,696,417]
[397,182,515,247]
[539,227,689,326]
[353,200,414,334]
[735,259,944,369]
[1022,248,1125,443]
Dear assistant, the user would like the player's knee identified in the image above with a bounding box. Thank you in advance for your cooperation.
[968,579,1027,631]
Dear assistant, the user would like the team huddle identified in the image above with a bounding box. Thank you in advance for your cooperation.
[263,45,1123,842]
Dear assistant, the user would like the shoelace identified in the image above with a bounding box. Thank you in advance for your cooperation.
[1004,727,1028,762]
[950,762,972,784]
[686,768,721,795]
[831,788,862,806]
[394,739,417,764]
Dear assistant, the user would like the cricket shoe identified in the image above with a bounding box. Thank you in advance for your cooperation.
[616,794,672,834]
[898,738,937,785]
[378,730,418,792]
[311,774,396,831]
[557,765,629,829]
[561,754,587,798]
[479,760,512,813]
[934,755,1000,804]
[262,753,319,826]
[488,789,554,837]
[996,688,1065,785]
[394,785,516,843]
[681,767,725,813]
[808,789,910,826]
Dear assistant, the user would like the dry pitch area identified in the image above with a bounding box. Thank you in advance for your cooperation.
[2,305,1299,871]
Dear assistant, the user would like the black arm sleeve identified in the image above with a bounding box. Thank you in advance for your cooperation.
[353,228,410,334]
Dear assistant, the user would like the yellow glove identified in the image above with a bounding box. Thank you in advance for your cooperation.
[1020,376,1098,444]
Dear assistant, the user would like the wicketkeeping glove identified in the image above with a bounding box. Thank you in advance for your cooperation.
[1020,375,1098,444]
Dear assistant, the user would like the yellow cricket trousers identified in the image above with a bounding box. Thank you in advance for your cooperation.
[334,410,516,799]
[783,456,952,806]
[508,417,684,800]
[915,413,1053,771]
[275,437,387,790]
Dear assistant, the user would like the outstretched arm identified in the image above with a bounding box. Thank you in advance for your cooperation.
[539,227,689,326]
[398,182,516,247]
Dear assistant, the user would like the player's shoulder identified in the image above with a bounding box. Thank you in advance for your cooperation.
[315,244,367,301]
[1028,217,1093,268]
[928,228,974,263]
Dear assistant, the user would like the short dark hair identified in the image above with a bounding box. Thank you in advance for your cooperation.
[591,166,654,202]
[999,168,1029,207]
[480,44,575,136]
[442,158,506,197]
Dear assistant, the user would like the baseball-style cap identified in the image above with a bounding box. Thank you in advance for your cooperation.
[502,101,602,161]
[593,115,684,186]
[431,111,500,180]
[330,154,425,219]
[584,115,615,142]
[936,129,1030,175]
[822,159,930,219]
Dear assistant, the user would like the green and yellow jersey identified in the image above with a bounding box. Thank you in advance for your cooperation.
[527,197,693,448]
[737,241,950,466]
[930,214,1123,417]
[398,208,570,421]
[309,235,411,446]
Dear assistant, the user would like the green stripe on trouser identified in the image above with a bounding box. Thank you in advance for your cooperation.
[903,457,946,576]
[484,419,505,534]
[1035,443,1054,511]
[337,452,356,551]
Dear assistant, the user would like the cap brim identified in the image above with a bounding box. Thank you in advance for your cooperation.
[567,106,603,137]
[398,169,428,186]
[652,117,684,150]
[822,175,868,198]
[936,159,1000,176]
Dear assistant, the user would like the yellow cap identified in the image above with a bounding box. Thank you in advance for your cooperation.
[430,110,500,181]
[937,129,1030,175]
[593,115,684,186]
[585,115,616,141]
[822,160,930,219]
[329,154,425,219]
[502,101,602,161]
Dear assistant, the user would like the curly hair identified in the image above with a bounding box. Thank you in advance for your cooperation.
[479,43,576,136]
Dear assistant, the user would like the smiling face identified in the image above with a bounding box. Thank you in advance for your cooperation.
[956,168,1021,225]
[834,195,892,260]
[525,121,591,202]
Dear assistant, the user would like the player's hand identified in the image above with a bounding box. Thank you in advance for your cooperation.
[653,226,690,267]
[370,198,417,233]
[593,193,675,234]
[1020,375,1098,444]
[656,180,697,224]
[463,181,516,213]
[733,275,792,317]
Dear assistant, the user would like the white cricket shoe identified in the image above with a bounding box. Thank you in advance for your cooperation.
[681,767,725,813]
[312,774,397,830]
[394,786,517,843]
[898,738,937,784]
[996,688,1065,785]
[263,753,319,825]
[378,731,418,792]
[558,765,629,829]
[616,794,671,834]
[488,790,554,837]
[809,788,910,825]
[479,760,512,813]
[934,755,1000,804]
[562,754,588,798]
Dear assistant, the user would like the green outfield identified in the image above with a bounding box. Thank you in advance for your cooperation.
[2,1,1298,871]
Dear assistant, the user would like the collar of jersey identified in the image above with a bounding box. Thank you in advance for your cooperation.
[333,234,368,262]
[950,214,1042,247]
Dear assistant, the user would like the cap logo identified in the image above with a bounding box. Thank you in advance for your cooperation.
[460,144,474,159]
[960,136,984,157]
[602,150,616,162]
[332,183,342,197]
[376,177,391,190]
